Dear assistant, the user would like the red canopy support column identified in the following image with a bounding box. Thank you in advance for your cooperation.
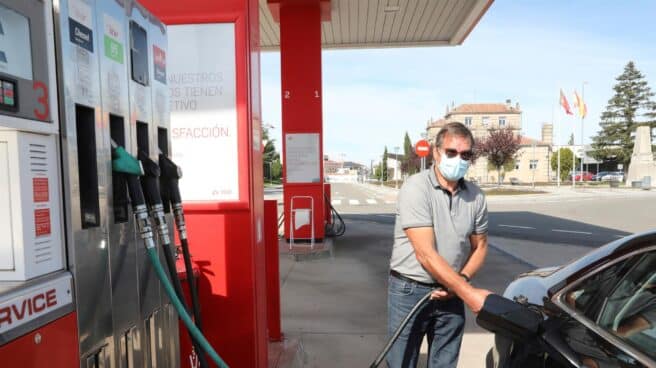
[277,0,328,241]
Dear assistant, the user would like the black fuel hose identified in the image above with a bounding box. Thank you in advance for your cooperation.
[370,290,434,368]
[124,173,226,368]
[324,193,345,237]
[138,150,209,368]
[159,153,205,333]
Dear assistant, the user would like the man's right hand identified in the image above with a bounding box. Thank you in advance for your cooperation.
[461,287,493,314]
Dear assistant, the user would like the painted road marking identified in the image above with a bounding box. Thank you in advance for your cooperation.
[349,199,360,205]
[498,224,536,230]
[331,200,342,206]
[366,199,377,204]
[552,229,593,235]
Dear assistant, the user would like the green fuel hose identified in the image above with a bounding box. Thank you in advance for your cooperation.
[111,140,229,368]
[145,246,229,368]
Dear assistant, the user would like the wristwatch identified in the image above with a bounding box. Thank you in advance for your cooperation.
[459,273,471,283]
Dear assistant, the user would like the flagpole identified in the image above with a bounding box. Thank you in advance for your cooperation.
[557,99,561,187]
[555,89,561,187]
[580,82,587,183]
[572,109,576,189]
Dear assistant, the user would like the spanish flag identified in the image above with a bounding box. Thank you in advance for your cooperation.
[573,90,587,118]
[560,89,573,115]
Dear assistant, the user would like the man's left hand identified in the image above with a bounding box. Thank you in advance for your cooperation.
[430,288,455,300]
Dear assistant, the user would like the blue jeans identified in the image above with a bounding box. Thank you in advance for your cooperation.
[387,274,465,368]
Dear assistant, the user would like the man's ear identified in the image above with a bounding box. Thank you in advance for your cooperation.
[433,146,440,164]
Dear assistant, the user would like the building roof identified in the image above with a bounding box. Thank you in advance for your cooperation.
[519,136,548,146]
[261,0,494,50]
[447,103,521,116]
[427,118,448,128]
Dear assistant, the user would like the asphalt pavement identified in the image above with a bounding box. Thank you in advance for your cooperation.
[271,182,656,367]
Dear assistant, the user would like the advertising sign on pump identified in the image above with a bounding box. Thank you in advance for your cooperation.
[168,23,239,201]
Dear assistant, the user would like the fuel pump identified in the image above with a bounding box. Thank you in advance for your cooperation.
[112,141,228,368]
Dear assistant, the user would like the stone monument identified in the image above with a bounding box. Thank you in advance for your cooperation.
[626,125,656,187]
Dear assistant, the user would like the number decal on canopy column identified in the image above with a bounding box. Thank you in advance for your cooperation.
[33,81,50,120]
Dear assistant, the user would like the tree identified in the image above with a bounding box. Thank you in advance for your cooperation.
[262,126,281,181]
[567,133,575,145]
[401,150,421,175]
[591,61,656,172]
[550,148,580,182]
[402,132,413,173]
[477,128,521,186]
[382,146,389,182]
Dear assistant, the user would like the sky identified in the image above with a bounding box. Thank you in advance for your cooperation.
[260,0,656,165]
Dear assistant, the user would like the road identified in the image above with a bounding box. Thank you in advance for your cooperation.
[327,182,656,247]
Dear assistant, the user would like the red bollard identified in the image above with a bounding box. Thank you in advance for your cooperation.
[264,200,283,341]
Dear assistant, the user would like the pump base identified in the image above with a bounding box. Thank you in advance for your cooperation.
[281,238,333,261]
[268,335,304,368]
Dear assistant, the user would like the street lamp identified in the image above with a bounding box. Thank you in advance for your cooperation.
[531,141,536,189]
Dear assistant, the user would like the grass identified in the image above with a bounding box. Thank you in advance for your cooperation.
[484,188,547,196]
[264,179,282,187]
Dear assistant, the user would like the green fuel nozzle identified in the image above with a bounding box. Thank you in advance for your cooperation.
[111,141,144,176]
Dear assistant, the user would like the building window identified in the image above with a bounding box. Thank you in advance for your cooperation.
[499,116,506,127]
[515,161,520,170]
[482,116,489,126]
[464,117,472,126]
[530,160,538,170]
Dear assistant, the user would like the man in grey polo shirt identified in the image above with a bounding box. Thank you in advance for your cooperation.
[387,122,492,368]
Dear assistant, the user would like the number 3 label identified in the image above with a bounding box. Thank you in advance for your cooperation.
[33,81,50,120]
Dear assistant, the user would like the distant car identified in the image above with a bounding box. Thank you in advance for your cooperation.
[509,177,521,186]
[592,171,611,181]
[602,171,625,182]
[569,171,594,181]
[483,230,656,368]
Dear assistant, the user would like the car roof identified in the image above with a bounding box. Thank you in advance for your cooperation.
[547,229,656,296]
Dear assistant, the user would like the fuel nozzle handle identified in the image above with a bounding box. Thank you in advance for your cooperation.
[159,153,188,240]
[110,141,155,250]
[159,153,183,205]
[138,150,163,207]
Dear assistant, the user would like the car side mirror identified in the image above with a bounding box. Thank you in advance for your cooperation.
[476,294,542,341]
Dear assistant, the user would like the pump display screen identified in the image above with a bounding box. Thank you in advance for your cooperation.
[0,78,16,109]
[130,21,148,86]
[0,4,33,80]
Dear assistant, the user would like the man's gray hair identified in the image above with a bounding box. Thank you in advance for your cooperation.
[435,122,475,148]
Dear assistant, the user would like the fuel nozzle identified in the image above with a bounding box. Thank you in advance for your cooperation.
[159,153,183,204]
[110,140,155,249]
[159,153,187,240]
[138,150,171,246]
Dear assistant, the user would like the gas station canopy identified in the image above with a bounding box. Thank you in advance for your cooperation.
[260,0,493,50]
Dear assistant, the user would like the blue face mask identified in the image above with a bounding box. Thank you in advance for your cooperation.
[438,153,470,181]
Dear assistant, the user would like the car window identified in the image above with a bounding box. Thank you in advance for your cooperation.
[564,259,633,320]
[597,252,656,360]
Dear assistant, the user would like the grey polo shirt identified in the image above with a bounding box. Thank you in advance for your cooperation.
[390,166,488,284]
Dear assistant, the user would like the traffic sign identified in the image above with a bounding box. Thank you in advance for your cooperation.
[415,139,430,158]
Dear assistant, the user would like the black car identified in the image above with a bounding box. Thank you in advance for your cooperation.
[480,230,656,368]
